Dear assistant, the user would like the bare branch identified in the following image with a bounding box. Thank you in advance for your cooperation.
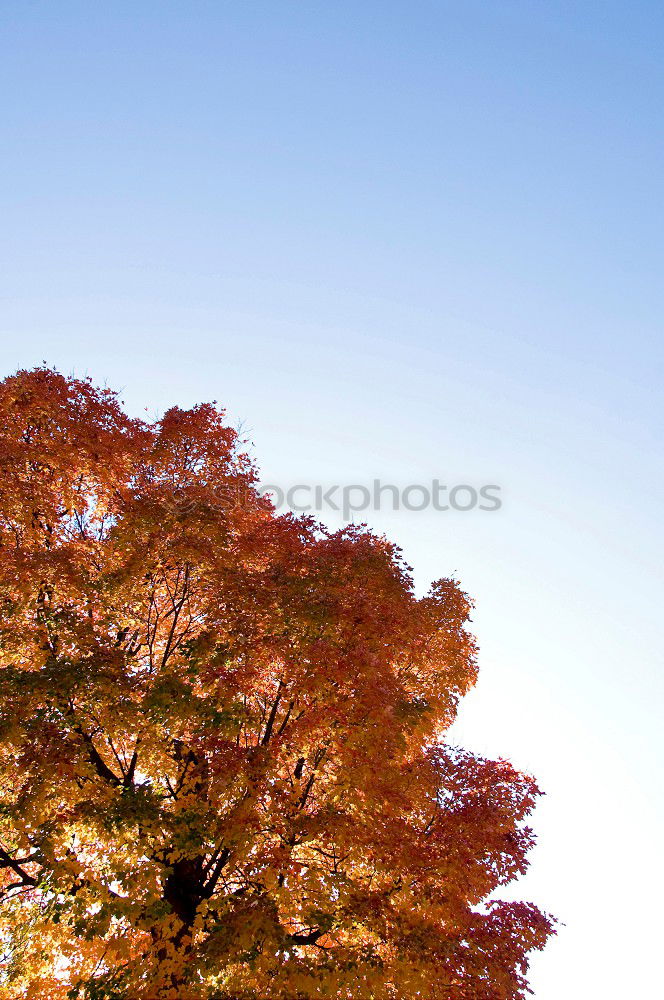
[0,846,39,887]
[261,679,284,746]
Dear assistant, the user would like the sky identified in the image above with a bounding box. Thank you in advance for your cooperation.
[2,2,663,996]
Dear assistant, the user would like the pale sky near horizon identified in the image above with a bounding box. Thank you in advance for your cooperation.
[2,2,663,996]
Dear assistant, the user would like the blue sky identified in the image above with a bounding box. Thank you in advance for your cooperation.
[2,3,663,995]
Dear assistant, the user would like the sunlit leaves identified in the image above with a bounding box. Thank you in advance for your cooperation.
[0,368,554,999]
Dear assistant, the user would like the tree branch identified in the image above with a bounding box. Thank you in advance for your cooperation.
[287,927,325,945]
[0,846,39,887]
[261,680,284,746]
[125,741,139,787]
[201,847,231,899]
[74,726,122,787]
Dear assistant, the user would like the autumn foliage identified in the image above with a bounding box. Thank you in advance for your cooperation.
[0,368,553,999]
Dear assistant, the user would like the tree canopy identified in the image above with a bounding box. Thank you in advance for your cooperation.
[0,368,553,999]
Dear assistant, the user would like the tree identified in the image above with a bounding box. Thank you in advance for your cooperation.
[0,368,553,999]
